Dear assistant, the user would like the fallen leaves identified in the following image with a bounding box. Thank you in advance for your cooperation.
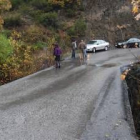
[121,69,130,80]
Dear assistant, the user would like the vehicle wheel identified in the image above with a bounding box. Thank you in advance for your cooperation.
[105,46,108,51]
[93,48,96,53]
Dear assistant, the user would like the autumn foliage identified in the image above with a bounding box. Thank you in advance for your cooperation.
[0,0,11,29]
[0,0,84,85]
[132,0,140,20]
[0,30,57,84]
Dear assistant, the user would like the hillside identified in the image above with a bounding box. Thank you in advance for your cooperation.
[83,0,140,44]
[0,0,86,84]
[0,0,140,84]
[3,0,140,44]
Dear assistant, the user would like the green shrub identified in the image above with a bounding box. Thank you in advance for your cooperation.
[67,18,87,37]
[23,25,46,44]
[29,10,43,20]
[67,26,76,36]
[23,0,33,2]
[35,41,47,49]
[1,30,11,38]
[75,18,86,36]
[11,0,24,9]
[31,0,53,12]
[0,34,13,63]
[38,12,58,28]
[4,14,23,28]
[65,9,76,18]
[19,3,33,15]
[78,5,85,11]
[11,0,33,10]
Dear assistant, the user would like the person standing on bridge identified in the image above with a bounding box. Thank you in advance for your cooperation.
[78,40,87,63]
[71,39,77,59]
[53,44,62,68]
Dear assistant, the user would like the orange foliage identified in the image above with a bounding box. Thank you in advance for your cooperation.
[0,31,34,83]
[23,25,47,44]
[132,0,140,14]
[0,0,11,11]
[0,31,59,84]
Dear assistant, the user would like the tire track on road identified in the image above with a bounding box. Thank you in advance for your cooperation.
[80,71,116,139]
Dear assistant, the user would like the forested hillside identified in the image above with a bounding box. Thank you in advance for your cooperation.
[84,0,140,44]
[0,0,86,84]
[0,0,139,84]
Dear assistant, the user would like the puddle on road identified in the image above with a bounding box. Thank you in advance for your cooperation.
[101,63,117,68]
[88,63,118,68]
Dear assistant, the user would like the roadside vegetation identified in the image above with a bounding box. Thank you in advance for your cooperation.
[123,1,140,138]
[0,0,87,85]
[1,0,140,138]
[0,0,140,87]
[125,63,140,138]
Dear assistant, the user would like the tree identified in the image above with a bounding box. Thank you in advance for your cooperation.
[132,0,140,20]
[0,0,11,29]
[48,0,81,7]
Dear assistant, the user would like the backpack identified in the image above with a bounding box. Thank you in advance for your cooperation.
[79,42,86,50]
[72,42,77,49]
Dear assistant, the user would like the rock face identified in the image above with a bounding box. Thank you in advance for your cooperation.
[83,0,140,45]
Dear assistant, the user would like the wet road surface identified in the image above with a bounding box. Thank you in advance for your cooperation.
[0,48,139,140]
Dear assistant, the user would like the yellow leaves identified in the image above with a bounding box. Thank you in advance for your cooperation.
[0,0,11,12]
[2,63,7,68]
[121,74,126,81]
[23,60,31,65]
[0,30,57,84]
[23,25,46,44]
[121,69,130,81]
[132,5,139,14]
[0,32,35,83]
[11,30,21,40]
[0,16,3,29]
[131,0,140,19]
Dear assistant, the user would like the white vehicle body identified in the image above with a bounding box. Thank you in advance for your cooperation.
[86,40,109,53]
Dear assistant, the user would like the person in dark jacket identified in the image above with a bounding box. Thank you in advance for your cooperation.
[53,44,62,68]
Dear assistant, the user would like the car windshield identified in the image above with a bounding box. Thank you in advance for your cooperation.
[87,41,97,44]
